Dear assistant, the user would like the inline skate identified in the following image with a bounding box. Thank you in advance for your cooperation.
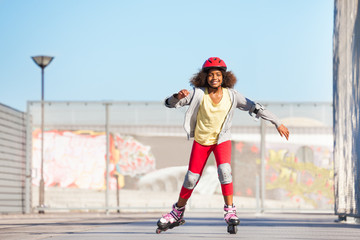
[224,204,240,234]
[156,203,186,234]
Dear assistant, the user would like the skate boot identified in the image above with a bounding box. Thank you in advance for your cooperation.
[224,204,240,234]
[156,203,186,234]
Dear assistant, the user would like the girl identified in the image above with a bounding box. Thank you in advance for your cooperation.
[156,57,289,234]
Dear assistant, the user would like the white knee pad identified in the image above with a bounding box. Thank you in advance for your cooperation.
[183,170,200,190]
[217,163,232,184]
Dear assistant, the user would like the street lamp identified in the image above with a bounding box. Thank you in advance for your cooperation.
[31,55,54,214]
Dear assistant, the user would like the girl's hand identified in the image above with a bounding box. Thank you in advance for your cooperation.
[175,89,189,100]
[277,124,289,140]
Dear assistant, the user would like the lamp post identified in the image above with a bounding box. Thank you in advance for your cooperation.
[31,56,54,214]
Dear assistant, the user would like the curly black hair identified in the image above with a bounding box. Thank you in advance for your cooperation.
[190,68,237,88]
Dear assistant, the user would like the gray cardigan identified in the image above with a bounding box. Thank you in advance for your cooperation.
[165,87,281,144]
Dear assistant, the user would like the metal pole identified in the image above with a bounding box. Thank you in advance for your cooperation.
[105,103,110,214]
[116,175,120,213]
[39,67,45,214]
[260,119,266,213]
[255,174,260,214]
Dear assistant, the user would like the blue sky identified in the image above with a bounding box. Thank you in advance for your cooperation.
[0,0,333,112]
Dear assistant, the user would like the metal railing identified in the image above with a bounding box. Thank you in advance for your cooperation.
[25,101,333,213]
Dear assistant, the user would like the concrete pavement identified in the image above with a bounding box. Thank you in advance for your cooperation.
[0,212,359,240]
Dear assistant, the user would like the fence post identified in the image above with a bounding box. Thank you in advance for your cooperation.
[255,174,260,213]
[113,173,120,213]
[260,119,266,213]
[105,103,111,214]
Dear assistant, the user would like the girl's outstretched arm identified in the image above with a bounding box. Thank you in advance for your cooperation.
[164,89,194,108]
[174,89,189,100]
[277,124,289,140]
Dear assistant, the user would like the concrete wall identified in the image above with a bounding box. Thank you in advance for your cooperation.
[0,103,27,213]
[333,0,360,218]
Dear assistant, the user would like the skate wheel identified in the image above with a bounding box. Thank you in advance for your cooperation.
[227,225,237,234]
[156,228,162,234]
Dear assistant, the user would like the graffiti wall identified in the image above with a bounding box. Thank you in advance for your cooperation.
[32,129,333,209]
[32,130,155,190]
[232,141,334,209]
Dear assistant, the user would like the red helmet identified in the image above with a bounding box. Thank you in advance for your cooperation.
[202,57,227,71]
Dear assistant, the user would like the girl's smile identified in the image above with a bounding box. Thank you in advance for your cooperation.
[207,69,223,89]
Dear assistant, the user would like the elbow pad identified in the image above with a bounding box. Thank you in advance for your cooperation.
[249,103,264,120]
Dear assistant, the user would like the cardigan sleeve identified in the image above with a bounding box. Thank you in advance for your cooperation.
[234,90,282,128]
[164,89,195,108]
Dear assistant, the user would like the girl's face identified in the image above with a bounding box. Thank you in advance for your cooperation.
[207,69,223,89]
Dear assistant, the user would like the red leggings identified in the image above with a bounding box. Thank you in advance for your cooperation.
[179,140,233,199]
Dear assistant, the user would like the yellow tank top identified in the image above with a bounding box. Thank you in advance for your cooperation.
[194,87,231,145]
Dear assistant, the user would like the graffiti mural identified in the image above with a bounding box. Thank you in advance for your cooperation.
[32,130,155,190]
[266,145,334,208]
[232,141,334,209]
[111,133,156,177]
